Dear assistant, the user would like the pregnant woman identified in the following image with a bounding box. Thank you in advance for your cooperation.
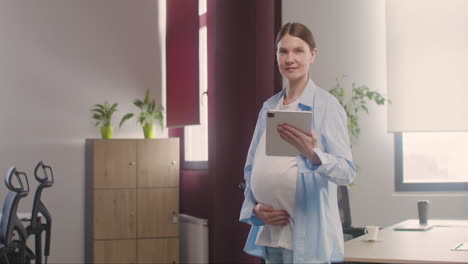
[239,22,356,264]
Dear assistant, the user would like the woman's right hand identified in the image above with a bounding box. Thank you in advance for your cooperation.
[253,203,290,226]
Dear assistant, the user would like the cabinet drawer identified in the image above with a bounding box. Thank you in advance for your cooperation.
[94,189,137,239]
[137,139,179,188]
[138,238,179,264]
[94,239,137,264]
[138,188,179,237]
[93,140,137,189]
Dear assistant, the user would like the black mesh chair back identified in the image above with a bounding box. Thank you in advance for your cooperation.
[0,167,30,263]
[26,161,54,264]
[337,185,352,229]
[337,185,365,241]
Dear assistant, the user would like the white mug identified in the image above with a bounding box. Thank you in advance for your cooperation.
[364,226,379,241]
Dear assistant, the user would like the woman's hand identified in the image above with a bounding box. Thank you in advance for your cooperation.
[277,123,322,165]
[253,203,290,226]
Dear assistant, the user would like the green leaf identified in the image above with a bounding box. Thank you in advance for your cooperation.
[158,117,164,128]
[94,104,105,110]
[137,113,146,126]
[329,74,391,140]
[144,89,150,105]
[110,103,118,113]
[91,101,118,128]
[119,113,134,127]
[121,89,164,128]
[150,100,156,113]
[134,100,144,110]
[92,109,105,116]
[92,114,103,120]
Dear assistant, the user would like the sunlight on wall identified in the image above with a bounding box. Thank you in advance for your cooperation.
[158,0,167,130]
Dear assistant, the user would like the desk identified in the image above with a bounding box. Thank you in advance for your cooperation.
[344,219,468,263]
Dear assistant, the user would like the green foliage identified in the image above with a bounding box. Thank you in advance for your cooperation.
[119,89,164,129]
[329,75,391,139]
[91,101,118,127]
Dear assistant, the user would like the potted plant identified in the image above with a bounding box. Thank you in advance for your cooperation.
[91,101,118,139]
[119,89,164,139]
[329,75,391,140]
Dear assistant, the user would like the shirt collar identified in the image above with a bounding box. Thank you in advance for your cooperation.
[265,79,317,110]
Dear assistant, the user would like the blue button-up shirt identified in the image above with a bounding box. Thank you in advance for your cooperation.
[239,79,356,263]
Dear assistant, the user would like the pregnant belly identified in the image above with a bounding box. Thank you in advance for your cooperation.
[251,170,297,214]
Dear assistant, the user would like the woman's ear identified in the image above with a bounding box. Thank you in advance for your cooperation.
[309,48,317,64]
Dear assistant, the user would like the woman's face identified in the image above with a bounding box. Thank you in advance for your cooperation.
[276,34,316,82]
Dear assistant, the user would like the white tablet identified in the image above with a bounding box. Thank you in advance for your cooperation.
[266,110,313,157]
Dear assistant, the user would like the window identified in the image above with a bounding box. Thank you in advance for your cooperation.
[387,1,468,191]
[395,132,468,191]
[184,0,208,170]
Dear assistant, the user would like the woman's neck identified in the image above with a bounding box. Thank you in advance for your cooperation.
[284,75,309,105]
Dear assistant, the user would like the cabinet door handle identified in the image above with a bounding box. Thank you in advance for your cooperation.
[129,161,136,166]
[171,161,176,165]
[172,211,178,224]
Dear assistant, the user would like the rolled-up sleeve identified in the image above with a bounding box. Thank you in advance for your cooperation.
[240,164,265,226]
[239,109,267,226]
[301,98,356,185]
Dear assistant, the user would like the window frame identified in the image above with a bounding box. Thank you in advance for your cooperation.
[182,1,208,171]
[183,159,208,171]
[394,132,468,192]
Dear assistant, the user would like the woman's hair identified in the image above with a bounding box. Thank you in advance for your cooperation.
[275,22,316,51]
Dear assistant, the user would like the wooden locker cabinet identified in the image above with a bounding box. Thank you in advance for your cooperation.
[86,139,180,264]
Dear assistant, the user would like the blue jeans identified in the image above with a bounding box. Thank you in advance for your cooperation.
[265,247,293,264]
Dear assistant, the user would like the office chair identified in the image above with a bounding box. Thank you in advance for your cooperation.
[337,185,365,241]
[25,161,54,264]
[0,238,9,263]
[0,167,31,264]
[238,181,246,194]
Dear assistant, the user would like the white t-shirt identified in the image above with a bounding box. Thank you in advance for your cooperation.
[250,96,300,250]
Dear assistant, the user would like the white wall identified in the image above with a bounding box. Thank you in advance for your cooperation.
[283,0,468,228]
[0,0,164,262]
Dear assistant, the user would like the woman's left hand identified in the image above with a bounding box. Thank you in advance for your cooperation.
[277,123,322,165]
